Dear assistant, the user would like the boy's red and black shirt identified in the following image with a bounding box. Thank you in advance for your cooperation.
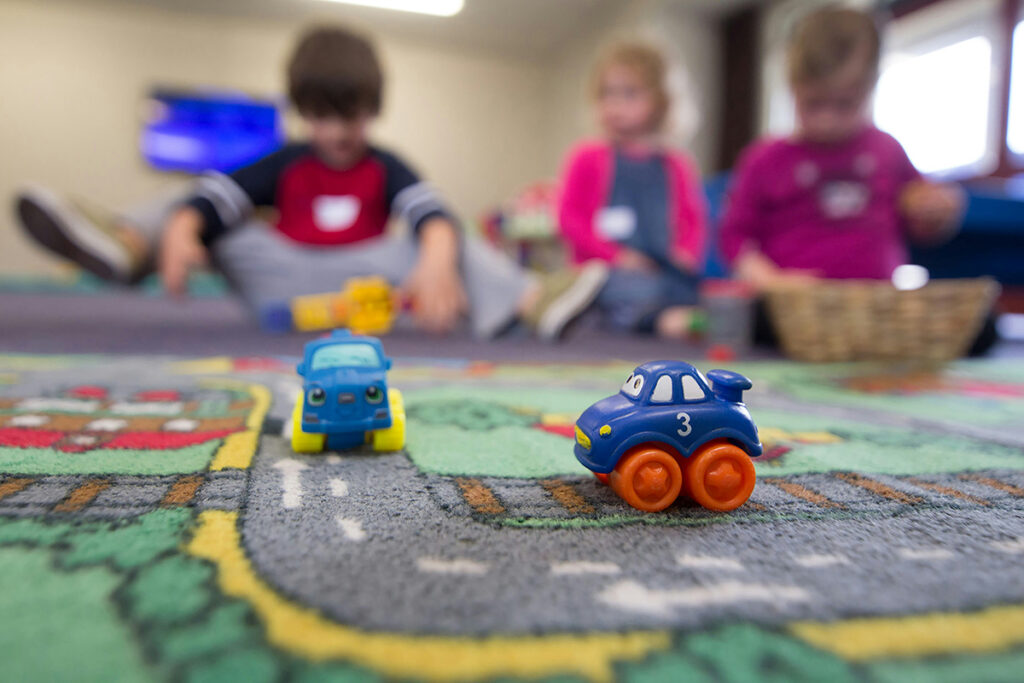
[184,143,453,246]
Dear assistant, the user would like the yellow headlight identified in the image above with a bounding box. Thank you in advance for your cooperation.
[575,425,591,450]
[599,424,612,437]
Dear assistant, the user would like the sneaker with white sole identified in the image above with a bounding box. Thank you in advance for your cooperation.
[530,261,610,341]
[14,185,141,283]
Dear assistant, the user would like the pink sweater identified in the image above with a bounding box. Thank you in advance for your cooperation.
[720,127,920,279]
[557,141,707,269]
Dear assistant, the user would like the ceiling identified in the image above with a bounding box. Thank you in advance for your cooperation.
[112,0,761,59]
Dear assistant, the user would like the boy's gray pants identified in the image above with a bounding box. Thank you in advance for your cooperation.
[121,189,532,338]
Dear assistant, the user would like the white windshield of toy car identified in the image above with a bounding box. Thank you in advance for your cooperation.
[651,375,673,403]
[311,343,382,370]
[621,372,645,398]
[681,374,706,401]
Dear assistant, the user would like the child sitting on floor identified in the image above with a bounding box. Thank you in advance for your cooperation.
[720,7,963,290]
[557,41,708,339]
[15,26,607,340]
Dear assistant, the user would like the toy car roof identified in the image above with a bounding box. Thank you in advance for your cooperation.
[298,329,392,373]
[632,360,701,377]
[302,329,385,354]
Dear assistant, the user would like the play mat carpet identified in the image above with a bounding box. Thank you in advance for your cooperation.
[1,353,1023,683]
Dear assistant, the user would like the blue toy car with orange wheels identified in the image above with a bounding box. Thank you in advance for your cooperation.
[575,360,761,512]
[291,330,405,453]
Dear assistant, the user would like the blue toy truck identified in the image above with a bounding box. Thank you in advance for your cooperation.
[575,360,761,512]
[291,330,405,453]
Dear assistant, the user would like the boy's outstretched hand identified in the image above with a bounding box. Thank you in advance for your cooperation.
[901,180,965,245]
[402,218,468,334]
[159,207,209,297]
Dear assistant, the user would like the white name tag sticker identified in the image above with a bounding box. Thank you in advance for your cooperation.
[313,195,361,232]
[595,206,637,241]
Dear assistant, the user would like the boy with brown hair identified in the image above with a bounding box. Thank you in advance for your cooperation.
[16,25,607,339]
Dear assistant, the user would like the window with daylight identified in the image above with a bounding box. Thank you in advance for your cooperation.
[873,0,1003,177]
[761,0,1023,178]
[874,35,994,175]
[1008,20,1024,157]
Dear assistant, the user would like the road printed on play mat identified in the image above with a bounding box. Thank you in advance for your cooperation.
[1,354,1024,681]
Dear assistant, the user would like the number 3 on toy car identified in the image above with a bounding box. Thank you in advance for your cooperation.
[676,411,691,437]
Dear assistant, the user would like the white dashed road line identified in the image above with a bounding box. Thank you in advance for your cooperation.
[676,554,744,571]
[794,553,849,568]
[416,558,489,575]
[329,478,349,498]
[897,548,954,561]
[10,414,50,427]
[597,580,812,615]
[17,398,99,413]
[336,516,367,541]
[551,561,621,576]
[273,458,308,509]
[85,418,128,431]
[163,418,199,432]
[109,401,183,415]
[991,537,1024,553]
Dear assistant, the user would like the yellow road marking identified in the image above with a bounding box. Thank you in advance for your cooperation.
[204,382,271,471]
[187,510,669,682]
[791,604,1024,659]
[171,356,235,374]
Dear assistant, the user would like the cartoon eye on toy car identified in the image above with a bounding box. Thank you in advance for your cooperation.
[291,330,405,453]
[574,360,761,512]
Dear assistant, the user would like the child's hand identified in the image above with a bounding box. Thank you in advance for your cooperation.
[615,248,656,272]
[770,268,822,288]
[735,248,819,291]
[402,218,468,334]
[901,180,964,245]
[158,207,209,297]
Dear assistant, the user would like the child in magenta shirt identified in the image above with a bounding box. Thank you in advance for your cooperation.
[558,42,708,339]
[721,7,963,289]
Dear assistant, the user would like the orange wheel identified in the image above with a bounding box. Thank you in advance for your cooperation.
[593,472,609,485]
[609,446,683,512]
[684,441,756,511]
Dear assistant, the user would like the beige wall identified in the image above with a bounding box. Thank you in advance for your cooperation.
[0,0,721,276]
[541,0,723,178]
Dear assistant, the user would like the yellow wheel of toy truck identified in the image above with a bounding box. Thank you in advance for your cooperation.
[291,392,326,453]
[609,445,683,512]
[371,388,406,451]
[684,440,756,512]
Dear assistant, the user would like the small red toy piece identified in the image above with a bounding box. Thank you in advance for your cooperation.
[707,344,737,362]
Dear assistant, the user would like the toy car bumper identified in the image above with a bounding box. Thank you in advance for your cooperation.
[574,443,613,474]
[300,414,391,434]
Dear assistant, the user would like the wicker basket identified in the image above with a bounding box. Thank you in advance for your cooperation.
[764,278,999,362]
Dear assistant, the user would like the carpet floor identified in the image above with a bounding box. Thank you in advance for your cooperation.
[1,351,1023,682]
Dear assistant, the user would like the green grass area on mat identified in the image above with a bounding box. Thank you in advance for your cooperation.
[865,650,1024,683]
[0,441,223,475]
[403,384,601,478]
[407,422,590,478]
[742,361,1024,428]
[0,546,152,683]
[402,383,1024,478]
[0,271,228,298]
[751,407,1024,476]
